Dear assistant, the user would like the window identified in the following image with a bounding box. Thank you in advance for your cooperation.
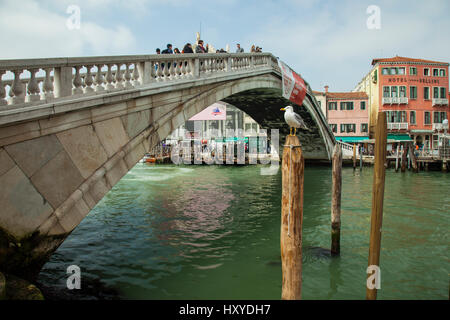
[424,68,430,76]
[433,68,439,76]
[328,102,337,110]
[410,86,417,99]
[433,87,439,99]
[424,87,430,100]
[410,111,416,124]
[391,86,398,97]
[424,111,431,125]
[409,67,417,75]
[340,124,356,133]
[329,124,337,133]
[340,102,354,110]
[440,87,446,99]
[361,123,368,133]
[439,69,446,77]
[434,112,447,123]
[382,68,389,75]
[360,101,366,110]
[245,123,251,131]
[383,86,390,97]
[399,86,407,98]
[398,67,405,75]
[386,111,407,123]
[390,67,397,75]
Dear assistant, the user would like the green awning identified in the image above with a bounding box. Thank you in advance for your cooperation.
[387,134,413,141]
[335,136,369,143]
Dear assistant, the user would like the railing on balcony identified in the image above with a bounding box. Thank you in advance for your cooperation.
[432,98,449,106]
[433,123,449,131]
[0,53,280,110]
[382,97,408,104]
[387,122,408,130]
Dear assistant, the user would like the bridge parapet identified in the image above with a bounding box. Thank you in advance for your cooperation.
[0,53,279,111]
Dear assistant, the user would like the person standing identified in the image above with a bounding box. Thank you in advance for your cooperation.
[236,43,244,53]
[162,44,173,54]
[182,43,194,53]
[196,40,206,53]
[156,48,161,54]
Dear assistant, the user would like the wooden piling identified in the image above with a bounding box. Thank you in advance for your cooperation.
[353,144,357,170]
[395,144,399,172]
[366,112,387,300]
[281,135,304,300]
[331,144,342,255]
[401,144,407,172]
[408,145,418,173]
[359,145,363,170]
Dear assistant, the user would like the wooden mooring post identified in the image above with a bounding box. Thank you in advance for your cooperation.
[395,144,399,172]
[281,135,304,300]
[331,144,342,255]
[353,143,357,170]
[366,112,387,300]
[359,145,363,170]
[401,144,407,172]
[408,144,418,173]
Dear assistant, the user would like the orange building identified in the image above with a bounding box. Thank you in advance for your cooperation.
[354,56,449,149]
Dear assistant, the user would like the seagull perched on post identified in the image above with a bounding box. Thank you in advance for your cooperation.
[280,105,309,136]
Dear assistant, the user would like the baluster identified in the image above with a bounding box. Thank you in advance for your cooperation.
[95,64,105,92]
[163,60,170,81]
[0,70,6,106]
[132,63,140,86]
[169,60,175,80]
[26,68,41,102]
[115,64,123,89]
[180,60,187,79]
[73,66,83,95]
[42,68,54,99]
[84,65,94,93]
[9,70,24,104]
[187,59,193,78]
[105,64,115,90]
[211,58,216,73]
[124,63,133,89]
[156,61,163,81]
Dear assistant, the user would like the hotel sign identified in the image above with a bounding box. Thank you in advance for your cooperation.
[387,77,440,84]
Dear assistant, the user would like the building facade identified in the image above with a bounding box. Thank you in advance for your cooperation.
[313,88,369,143]
[354,56,449,149]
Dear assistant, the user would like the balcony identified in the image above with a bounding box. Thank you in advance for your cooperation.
[382,97,408,105]
[387,122,408,130]
[432,123,449,131]
[432,98,449,106]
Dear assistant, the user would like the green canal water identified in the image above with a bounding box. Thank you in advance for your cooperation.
[37,164,449,299]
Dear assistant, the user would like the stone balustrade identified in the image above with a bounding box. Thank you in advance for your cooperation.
[0,53,279,110]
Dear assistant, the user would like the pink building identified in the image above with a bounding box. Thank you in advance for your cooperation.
[322,90,369,143]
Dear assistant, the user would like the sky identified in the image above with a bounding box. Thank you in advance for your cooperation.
[0,0,449,91]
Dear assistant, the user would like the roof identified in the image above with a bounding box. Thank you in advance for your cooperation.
[372,56,448,66]
[326,91,368,100]
[312,90,325,95]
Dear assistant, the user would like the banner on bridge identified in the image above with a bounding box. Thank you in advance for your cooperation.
[278,60,307,107]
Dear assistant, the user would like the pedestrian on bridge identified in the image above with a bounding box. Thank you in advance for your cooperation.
[196,40,206,53]
[182,43,194,53]
[236,43,244,53]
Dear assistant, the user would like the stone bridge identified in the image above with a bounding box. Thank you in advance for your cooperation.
[0,52,335,279]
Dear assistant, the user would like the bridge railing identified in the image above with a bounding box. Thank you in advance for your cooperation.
[0,53,279,110]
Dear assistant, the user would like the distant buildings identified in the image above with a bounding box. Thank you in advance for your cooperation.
[315,56,449,149]
[354,56,449,149]
[313,87,369,143]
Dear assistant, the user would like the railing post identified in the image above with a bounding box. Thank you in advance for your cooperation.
[226,57,232,73]
[194,58,200,78]
[54,66,73,98]
[138,61,152,84]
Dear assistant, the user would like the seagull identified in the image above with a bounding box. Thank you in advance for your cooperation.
[280,105,309,136]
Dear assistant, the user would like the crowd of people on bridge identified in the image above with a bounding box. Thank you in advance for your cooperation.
[155,42,263,55]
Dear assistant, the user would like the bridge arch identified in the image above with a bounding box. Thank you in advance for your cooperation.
[0,54,334,279]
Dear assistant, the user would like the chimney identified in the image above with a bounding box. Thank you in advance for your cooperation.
[324,85,329,93]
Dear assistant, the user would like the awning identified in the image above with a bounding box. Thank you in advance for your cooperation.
[335,136,370,143]
[387,134,413,141]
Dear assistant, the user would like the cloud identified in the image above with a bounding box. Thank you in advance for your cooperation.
[0,0,137,58]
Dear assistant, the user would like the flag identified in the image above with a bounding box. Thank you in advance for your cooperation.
[278,60,307,107]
